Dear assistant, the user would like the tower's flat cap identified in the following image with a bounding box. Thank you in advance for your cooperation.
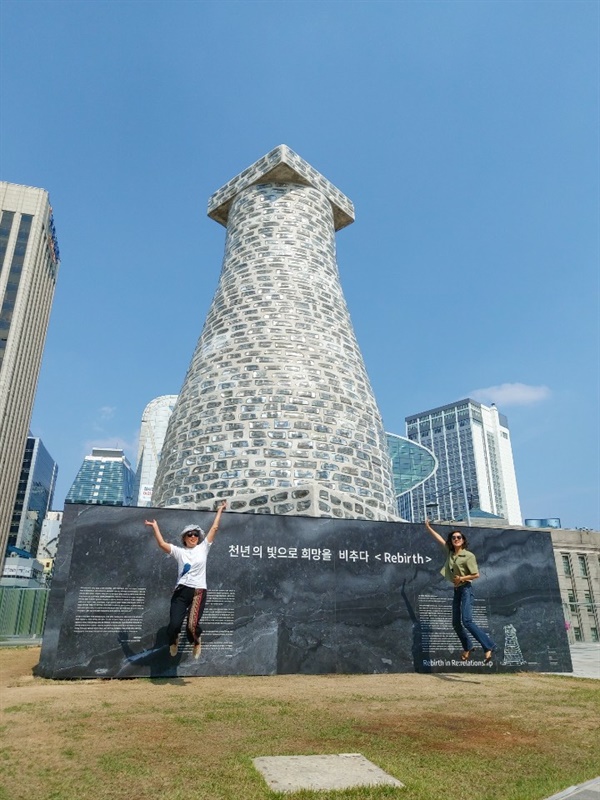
[207,145,354,231]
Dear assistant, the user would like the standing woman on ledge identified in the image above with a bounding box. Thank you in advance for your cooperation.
[424,518,497,662]
[145,500,227,659]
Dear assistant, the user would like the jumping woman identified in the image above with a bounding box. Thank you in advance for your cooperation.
[424,518,496,662]
[145,500,226,659]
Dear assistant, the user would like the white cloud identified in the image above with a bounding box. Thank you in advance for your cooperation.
[469,382,551,407]
[98,406,116,421]
[92,406,118,433]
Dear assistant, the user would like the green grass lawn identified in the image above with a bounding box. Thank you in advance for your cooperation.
[0,648,598,800]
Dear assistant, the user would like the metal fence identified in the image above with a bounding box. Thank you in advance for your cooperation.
[0,587,49,639]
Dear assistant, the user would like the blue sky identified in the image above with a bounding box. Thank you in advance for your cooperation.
[1,0,598,529]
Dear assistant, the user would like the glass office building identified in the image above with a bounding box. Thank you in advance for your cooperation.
[7,436,58,556]
[66,448,135,507]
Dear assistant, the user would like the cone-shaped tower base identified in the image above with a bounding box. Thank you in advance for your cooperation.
[153,146,398,521]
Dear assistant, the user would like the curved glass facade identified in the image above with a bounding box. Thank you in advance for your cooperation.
[385,433,436,497]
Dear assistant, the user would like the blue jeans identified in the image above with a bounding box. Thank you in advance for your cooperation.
[452,583,496,653]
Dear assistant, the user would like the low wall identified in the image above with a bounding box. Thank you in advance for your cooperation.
[36,504,572,678]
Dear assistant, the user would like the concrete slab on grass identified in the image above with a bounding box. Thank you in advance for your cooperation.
[543,776,600,800]
[253,752,404,793]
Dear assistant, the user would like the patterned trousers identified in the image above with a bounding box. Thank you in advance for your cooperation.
[167,585,207,646]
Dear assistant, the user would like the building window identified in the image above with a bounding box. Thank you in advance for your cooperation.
[591,628,599,643]
[573,627,583,642]
[578,555,588,577]
[568,590,577,614]
[0,213,33,370]
[562,554,571,577]
[0,210,15,269]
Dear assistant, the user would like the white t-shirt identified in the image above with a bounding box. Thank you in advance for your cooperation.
[168,539,212,589]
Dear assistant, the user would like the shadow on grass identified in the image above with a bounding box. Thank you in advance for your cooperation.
[117,626,186,679]
[431,673,483,684]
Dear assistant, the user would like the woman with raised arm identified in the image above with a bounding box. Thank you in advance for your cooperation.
[424,517,496,662]
[145,501,227,659]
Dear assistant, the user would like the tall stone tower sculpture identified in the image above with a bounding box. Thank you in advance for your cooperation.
[153,146,398,521]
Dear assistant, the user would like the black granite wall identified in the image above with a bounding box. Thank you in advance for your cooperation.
[36,504,572,678]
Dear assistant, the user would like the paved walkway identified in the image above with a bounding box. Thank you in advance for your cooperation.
[539,646,599,800]
[551,643,600,680]
[543,776,600,799]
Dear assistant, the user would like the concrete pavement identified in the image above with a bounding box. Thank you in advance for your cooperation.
[550,643,600,680]
[543,776,600,800]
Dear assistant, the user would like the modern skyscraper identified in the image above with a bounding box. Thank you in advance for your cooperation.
[65,448,135,507]
[153,145,398,520]
[133,395,178,506]
[0,183,60,571]
[402,399,522,525]
[8,435,58,556]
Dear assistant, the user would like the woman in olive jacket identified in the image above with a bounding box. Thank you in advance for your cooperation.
[424,518,496,662]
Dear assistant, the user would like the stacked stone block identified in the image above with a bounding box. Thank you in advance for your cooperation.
[152,146,398,521]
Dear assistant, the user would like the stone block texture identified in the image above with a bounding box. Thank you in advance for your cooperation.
[152,146,398,521]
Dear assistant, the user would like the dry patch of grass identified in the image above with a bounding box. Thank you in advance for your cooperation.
[0,648,598,800]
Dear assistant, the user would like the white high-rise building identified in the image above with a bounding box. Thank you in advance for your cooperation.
[153,146,398,520]
[134,395,178,506]
[37,510,63,561]
[402,399,522,525]
[0,183,60,571]
[36,510,63,583]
